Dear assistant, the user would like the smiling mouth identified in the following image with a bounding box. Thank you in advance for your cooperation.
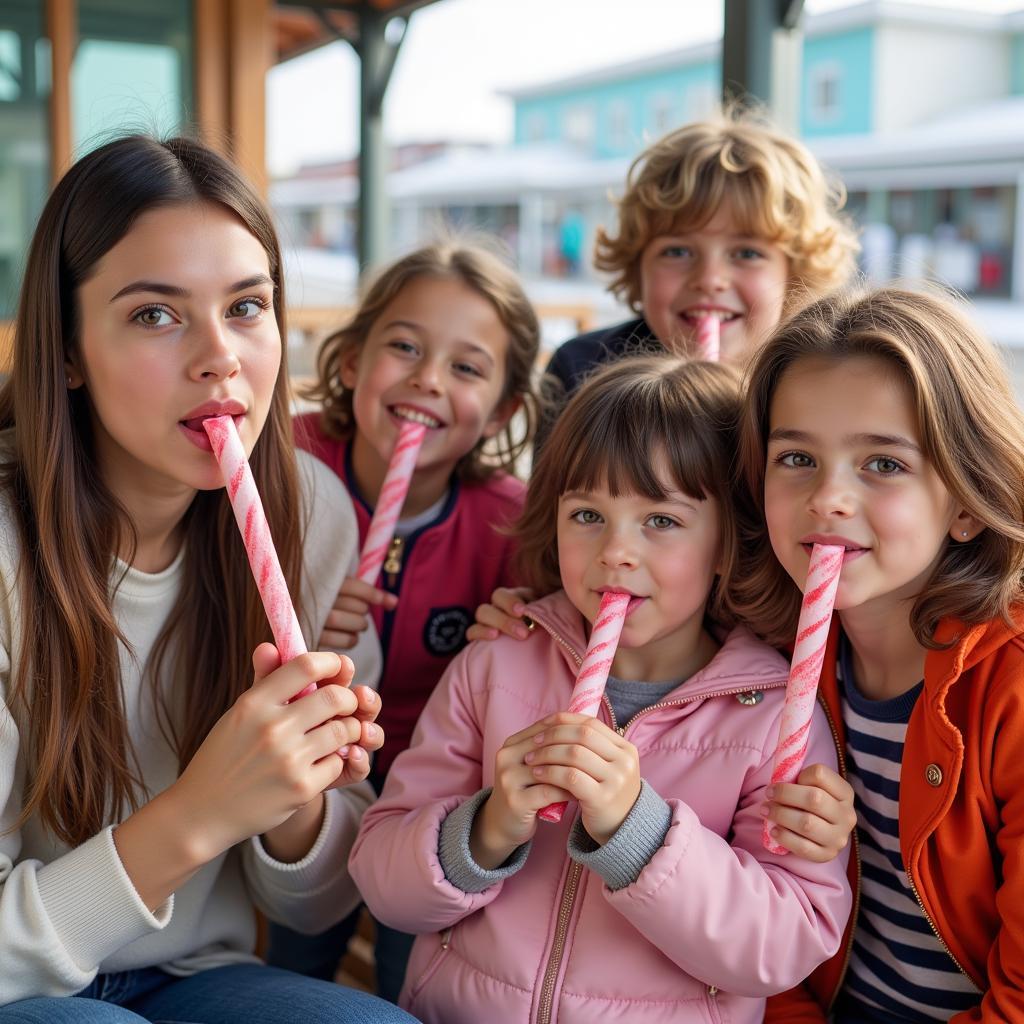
[390,405,442,429]
[681,310,739,325]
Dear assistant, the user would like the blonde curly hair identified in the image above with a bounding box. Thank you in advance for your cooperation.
[595,105,859,316]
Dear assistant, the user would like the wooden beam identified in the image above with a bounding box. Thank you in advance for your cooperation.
[228,0,271,194]
[0,321,14,372]
[194,0,230,153]
[45,0,75,182]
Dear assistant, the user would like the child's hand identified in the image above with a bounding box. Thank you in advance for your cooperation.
[526,712,642,846]
[172,645,364,861]
[471,715,573,869]
[465,586,535,642]
[335,684,385,788]
[761,763,857,862]
[319,575,398,649]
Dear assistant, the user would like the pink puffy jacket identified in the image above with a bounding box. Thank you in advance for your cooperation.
[350,591,851,1024]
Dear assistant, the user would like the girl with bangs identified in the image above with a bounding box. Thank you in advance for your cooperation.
[350,356,851,1024]
[0,136,415,1023]
[733,288,1024,1022]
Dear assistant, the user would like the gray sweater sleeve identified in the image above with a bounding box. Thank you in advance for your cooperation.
[437,789,531,894]
[566,779,672,891]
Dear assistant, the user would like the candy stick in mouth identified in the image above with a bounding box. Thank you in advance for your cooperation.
[356,420,427,585]
[695,314,720,362]
[203,415,313,698]
[762,543,844,854]
[538,591,632,824]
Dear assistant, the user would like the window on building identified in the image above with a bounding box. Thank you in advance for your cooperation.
[868,186,1016,298]
[650,92,675,135]
[607,99,630,152]
[809,63,841,124]
[685,81,718,121]
[564,105,595,151]
[0,2,49,320]
[73,0,193,153]
[524,111,547,143]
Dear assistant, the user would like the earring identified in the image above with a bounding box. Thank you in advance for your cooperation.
[962,531,969,538]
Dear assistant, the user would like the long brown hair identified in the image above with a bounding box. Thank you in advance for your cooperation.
[515,355,743,627]
[0,135,303,845]
[303,240,540,481]
[734,287,1024,648]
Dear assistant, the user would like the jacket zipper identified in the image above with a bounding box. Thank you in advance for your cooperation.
[407,926,453,1008]
[536,861,583,1024]
[706,983,723,1023]
[814,695,861,1012]
[531,615,790,1022]
[906,870,975,984]
[383,536,404,588]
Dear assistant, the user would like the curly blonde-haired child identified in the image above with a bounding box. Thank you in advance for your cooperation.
[543,105,859,409]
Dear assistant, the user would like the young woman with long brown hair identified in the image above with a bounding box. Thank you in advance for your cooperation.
[0,136,416,1024]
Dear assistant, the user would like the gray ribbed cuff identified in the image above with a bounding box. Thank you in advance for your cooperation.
[438,788,531,894]
[567,780,671,891]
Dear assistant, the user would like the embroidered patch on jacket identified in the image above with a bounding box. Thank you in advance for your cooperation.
[423,606,472,657]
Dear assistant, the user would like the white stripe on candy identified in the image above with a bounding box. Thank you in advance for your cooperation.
[204,415,312,696]
[356,420,427,585]
[762,543,843,854]
[538,591,631,824]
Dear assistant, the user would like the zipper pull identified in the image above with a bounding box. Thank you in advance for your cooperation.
[383,536,404,588]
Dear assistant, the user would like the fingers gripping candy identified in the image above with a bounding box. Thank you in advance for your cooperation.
[762,543,844,854]
[357,421,427,585]
[695,314,720,362]
[203,415,313,697]
[538,591,631,824]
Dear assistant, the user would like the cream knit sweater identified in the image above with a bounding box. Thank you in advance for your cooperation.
[0,447,382,1004]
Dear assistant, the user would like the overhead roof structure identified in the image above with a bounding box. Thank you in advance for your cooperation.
[271,1,443,272]
[269,1,808,274]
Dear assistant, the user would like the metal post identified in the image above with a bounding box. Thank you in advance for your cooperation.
[356,7,405,276]
[721,0,804,127]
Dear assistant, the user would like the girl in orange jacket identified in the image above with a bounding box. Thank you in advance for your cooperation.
[734,287,1024,1023]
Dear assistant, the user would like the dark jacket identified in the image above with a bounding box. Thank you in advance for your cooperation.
[538,318,661,449]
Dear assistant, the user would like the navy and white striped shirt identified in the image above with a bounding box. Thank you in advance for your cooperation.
[834,636,980,1023]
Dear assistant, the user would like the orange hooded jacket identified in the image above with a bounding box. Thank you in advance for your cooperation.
[765,612,1024,1023]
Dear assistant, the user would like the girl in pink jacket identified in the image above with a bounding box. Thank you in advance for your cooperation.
[350,356,852,1024]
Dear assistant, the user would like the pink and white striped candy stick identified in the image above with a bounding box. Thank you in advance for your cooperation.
[538,591,631,824]
[695,314,720,362]
[762,543,844,854]
[203,415,313,698]
[356,421,427,585]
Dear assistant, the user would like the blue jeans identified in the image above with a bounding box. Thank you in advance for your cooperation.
[0,963,420,1023]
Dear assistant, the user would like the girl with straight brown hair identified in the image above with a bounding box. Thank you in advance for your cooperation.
[735,288,1024,1021]
[0,135,416,1024]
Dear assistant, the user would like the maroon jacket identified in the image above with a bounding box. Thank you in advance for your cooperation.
[294,413,524,779]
